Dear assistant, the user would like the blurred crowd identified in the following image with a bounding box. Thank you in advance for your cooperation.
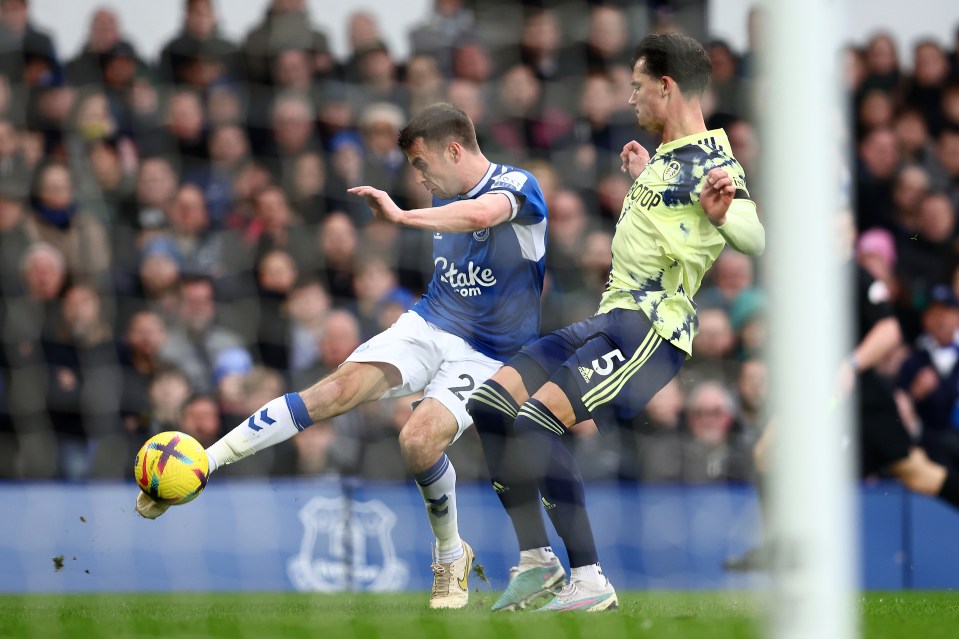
[0,0,954,487]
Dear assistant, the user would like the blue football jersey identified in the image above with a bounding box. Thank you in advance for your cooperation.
[412,163,548,361]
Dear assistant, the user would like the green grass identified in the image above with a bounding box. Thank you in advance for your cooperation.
[0,591,956,639]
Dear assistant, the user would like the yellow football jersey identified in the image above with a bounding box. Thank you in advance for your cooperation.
[597,128,757,356]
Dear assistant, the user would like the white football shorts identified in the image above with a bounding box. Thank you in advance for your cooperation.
[345,310,503,440]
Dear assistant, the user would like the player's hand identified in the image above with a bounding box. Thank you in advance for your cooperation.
[135,492,170,520]
[347,185,404,224]
[620,140,649,180]
[700,168,736,225]
[909,366,939,400]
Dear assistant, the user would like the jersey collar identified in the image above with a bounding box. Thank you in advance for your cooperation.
[657,128,729,154]
[459,162,496,199]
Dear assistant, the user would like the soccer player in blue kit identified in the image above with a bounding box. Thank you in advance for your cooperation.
[466,33,766,611]
[136,103,548,609]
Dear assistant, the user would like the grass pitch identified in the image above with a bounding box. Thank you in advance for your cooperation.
[0,591,957,639]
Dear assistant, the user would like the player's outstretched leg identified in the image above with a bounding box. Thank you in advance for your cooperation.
[512,398,618,612]
[468,380,566,610]
[401,400,473,609]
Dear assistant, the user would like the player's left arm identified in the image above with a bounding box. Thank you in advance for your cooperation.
[347,186,513,233]
[699,167,765,256]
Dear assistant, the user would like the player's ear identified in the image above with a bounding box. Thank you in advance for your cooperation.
[448,141,461,162]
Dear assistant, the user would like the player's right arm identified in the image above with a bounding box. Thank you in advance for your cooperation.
[347,186,513,233]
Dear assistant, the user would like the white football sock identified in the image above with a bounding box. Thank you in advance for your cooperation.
[519,546,557,567]
[206,393,313,471]
[570,564,606,587]
[414,454,463,563]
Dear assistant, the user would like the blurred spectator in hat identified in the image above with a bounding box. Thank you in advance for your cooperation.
[856,227,900,299]
[898,284,959,468]
[241,0,332,87]
[159,274,248,393]
[158,0,238,88]
[408,0,476,78]
[0,0,61,87]
[64,7,122,87]
[125,235,183,326]
[24,160,110,285]
[212,345,253,416]
[308,83,348,151]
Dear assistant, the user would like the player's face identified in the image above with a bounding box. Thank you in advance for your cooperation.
[628,59,666,132]
[404,137,461,199]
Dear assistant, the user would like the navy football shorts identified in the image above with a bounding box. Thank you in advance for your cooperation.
[509,308,685,433]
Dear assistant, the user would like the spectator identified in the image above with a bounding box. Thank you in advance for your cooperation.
[24,160,110,285]
[642,381,753,484]
[408,0,477,78]
[159,274,248,393]
[64,8,121,87]
[41,283,121,479]
[158,0,238,88]
[898,285,959,468]
[178,393,221,448]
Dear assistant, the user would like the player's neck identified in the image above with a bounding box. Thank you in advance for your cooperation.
[457,153,492,196]
[660,107,707,145]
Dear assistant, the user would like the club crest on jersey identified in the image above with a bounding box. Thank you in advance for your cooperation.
[435,256,497,297]
[492,170,528,191]
[663,160,682,182]
[288,496,408,592]
[472,228,490,241]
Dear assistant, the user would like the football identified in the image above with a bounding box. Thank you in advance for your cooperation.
[134,431,209,505]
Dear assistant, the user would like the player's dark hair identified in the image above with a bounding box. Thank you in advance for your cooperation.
[632,33,712,97]
[397,102,479,153]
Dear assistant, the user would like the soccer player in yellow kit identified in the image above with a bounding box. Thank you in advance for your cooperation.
[466,32,765,611]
